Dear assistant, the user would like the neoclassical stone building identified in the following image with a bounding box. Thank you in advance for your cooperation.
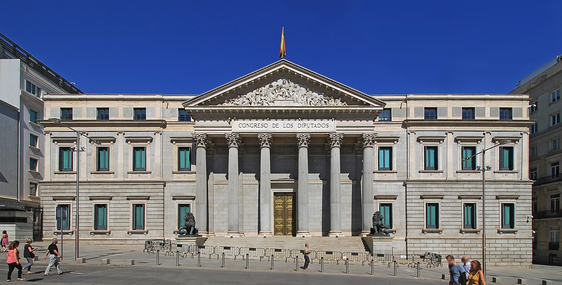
[40,60,533,265]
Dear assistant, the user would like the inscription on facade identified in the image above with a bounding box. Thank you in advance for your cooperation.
[232,120,335,133]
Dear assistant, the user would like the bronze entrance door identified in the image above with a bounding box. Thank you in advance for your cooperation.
[274,193,295,236]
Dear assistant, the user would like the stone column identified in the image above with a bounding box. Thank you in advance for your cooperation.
[296,133,311,236]
[361,133,375,235]
[258,133,273,236]
[226,133,241,235]
[329,133,344,237]
[195,133,208,235]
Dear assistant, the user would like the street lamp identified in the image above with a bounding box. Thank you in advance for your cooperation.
[463,139,510,276]
[47,118,100,262]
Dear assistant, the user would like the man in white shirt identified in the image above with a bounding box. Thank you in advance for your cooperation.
[302,243,311,270]
[461,256,471,280]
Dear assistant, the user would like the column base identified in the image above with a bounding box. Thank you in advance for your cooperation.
[258,232,273,237]
[296,231,312,238]
[360,230,371,237]
[328,231,344,238]
[226,232,244,237]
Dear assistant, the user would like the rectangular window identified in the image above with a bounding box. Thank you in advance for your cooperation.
[132,204,145,230]
[530,168,537,180]
[501,203,515,229]
[463,203,477,229]
[97,108,109,120]
[424,107,437,120]
[58,147,73,171]
[550,139,560,151]
[530,102,538,113]
[178,109,191,122]
[551,194,560,211]
[133,147,146,171]
[499,147,514,170]
[29,158,38,171]
[29,134,38,147]
[177,204,191,229]
[551,162,560,178]
[550,89,560,103]
[424,146,438,170]
[532,197,538,214]
[462,107,475,120]
[94,204,108,230]
[499,108,512,120]
[56,204,70,231]
[378,147,392,170]
[97,147,109,171]
[29,182,38,196]
[550,113,560,127]
[379,203,393,229]
[462,146,476,170]
[378,108,392,121]
[25,80,41,97]
[133,108,146,121]
[530,146,538,158]
[530,123,538,134]
[29,110,38,123]
[178,147,191,171]
[426,203,439,229]
[60,108,73,120]
[550,228,560,250]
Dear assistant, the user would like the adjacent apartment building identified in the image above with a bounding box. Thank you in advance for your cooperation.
[511,55,562,265]
[40,60,533,266]
[0,33,83,240]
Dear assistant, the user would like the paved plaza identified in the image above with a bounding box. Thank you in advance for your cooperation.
[0,241,558,284]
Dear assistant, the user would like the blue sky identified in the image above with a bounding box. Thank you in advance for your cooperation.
[2,0,561,95]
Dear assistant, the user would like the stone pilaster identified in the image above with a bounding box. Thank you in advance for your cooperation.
[329,133,344,237]
[194,133,208,235]
[258,133,273,236]
[361,133,375,235]
[226,133,241,236]
[296,133,311,237]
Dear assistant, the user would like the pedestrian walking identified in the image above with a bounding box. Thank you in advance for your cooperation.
[446,255,466,285]
[6,240,24,282]
[467,260,486,285]
[301,243,311,270]
[22,238,37,274]
[44,238,62,276]
[1,230,9,252]
[461,256,471,280]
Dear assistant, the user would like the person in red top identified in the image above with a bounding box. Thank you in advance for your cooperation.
[6,240,24,282]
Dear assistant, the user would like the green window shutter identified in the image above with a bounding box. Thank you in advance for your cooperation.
[464,203,475,229]
[178,148,191,171]
[133,147,146,171]
[425,147,437,170]
[426,203,439,228]
[97,147,109,171]
[94,205,107,230]
[379,148,392,170]
[134,204,145,230]
[502,203,515,229]
[178,204,190,229]
[380,204,392,228]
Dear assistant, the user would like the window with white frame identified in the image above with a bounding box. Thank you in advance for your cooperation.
[551,113,561,127]
[529,168,537,180]
[550,228,560,243]
[530,123,538,134]
[29,134,38,147]
[29,157,38,171]
[551,162,560,178]
[550,89,560,103]
[25,80,41,97]
[530,146,538,158]
[549,138,560,151]
[551,194,560,211]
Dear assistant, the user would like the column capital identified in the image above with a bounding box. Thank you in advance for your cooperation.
[194,133,208,148]
[296,133,311,148]
[258,133,273,148]
[362,133,376,148]
[225,133,241,148]
[329,133,344,148]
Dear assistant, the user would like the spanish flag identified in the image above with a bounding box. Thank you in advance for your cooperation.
[279,26,286,58]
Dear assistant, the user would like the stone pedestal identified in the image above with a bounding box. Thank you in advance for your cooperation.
[362,235,393,254]
[176,236,208,247]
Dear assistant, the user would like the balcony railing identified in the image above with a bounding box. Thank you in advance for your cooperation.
[549,242,560,251]
[0,32,83,94]
[534,175,562,186]
[535,210,562,219]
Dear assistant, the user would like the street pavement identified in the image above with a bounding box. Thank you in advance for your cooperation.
[0,241,558,284]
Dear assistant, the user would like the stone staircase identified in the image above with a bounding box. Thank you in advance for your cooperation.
[204,236,367,253]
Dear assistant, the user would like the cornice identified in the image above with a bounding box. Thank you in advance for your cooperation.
[404,119,534,127]
[39,120,167,128]
[186,106,383,115]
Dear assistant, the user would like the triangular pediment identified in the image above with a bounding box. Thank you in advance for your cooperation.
[184,60,385,110]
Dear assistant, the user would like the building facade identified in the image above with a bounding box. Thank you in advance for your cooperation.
[40,60,533,265]
[511,55,562,265]
[0,33,82,240]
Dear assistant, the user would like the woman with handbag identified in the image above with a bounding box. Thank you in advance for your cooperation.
[467,260,486,285]
[22,239,37,274]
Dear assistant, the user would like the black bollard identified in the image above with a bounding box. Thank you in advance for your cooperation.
[320,257,324,273]
[345,258,349,274]
[393,261,397,276]
[270,255,274,270]
[176,250,180,266]
[245,254,250,269]
[295,256,299,271]
[416,262,420,278]
[197,251,201,267]
[370,259,374,275]
[221,252,225,268]
[156,250,160,265]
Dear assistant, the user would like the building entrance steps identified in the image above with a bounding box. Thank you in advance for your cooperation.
[203,236,368,253]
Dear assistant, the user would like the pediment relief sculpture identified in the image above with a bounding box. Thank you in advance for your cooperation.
[220,78,348,107]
